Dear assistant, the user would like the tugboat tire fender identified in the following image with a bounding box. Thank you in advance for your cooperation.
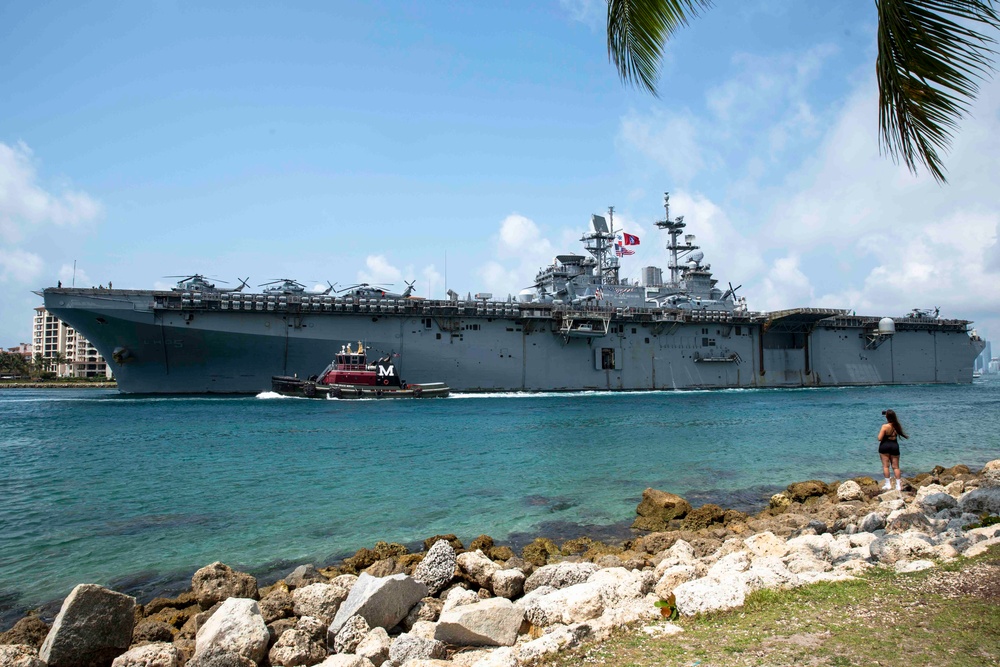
[303,383,317,398]
[331,387,342,399]
[413,386,422,398]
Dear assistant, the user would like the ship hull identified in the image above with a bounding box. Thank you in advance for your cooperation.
[43,290,984,394]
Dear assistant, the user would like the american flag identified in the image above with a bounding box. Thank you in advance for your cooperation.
[615,242,635,257]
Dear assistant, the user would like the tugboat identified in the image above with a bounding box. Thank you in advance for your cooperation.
[271,342,450,399]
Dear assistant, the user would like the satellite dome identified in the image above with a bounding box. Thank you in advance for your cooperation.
[690,251,704,264]
[878,317,896,335]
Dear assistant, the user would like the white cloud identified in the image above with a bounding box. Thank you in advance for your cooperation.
[0,248,44,283]
[559,0,605,29]
[756,255,814,311]
[358,254,403,286]
[0,141,102,243]
[478,213,562,299]
[618,111,708,185]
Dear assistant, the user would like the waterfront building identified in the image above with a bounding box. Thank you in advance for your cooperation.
[641,266,663,287]
[5,343,32,359]
[32,307,113,378]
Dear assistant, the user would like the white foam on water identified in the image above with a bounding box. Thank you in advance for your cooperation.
[256,391,293,399]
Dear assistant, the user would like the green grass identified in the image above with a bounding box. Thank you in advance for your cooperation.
[540,546,1000,667]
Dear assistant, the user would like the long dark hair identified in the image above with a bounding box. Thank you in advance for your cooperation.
[885,409,908,439]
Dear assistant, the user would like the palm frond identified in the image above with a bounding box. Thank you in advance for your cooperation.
[877,0,1000,183]
[607,0,712,96]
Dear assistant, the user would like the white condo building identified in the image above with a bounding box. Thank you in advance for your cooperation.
[32,307,113,378]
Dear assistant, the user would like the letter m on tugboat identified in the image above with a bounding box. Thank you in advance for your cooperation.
[271,341,448,399]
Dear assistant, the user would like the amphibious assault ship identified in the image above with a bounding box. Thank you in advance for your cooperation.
[42,194,984,394]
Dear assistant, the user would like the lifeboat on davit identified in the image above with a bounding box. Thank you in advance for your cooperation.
[271,341,450,399]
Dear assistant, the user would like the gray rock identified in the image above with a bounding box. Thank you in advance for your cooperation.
[958,487,1000,514]
[388,633,446,665]
[869,534,936,564]
[333,614,371,654]
[111,642,184,667]
[293,577,356,624]
[0,645,45,667]
[39,584,137,667]
[285,563,324,589]
[194,598,269,664]
[186,647,257,667]
[412,540,457,596]
[329,573,428,635]
[885,512,933,535]
[918,492,958,513]
[191,562,258,608]
[315,656,374,667]
[523,562,598,594]
[981,459,1000,487]
[434,597,524,647]
[356,627,391,667]
[858,512,887,533]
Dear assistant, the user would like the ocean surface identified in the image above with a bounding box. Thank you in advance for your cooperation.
[1,377,998,627]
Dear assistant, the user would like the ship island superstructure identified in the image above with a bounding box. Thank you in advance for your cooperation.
[42,194,985,394]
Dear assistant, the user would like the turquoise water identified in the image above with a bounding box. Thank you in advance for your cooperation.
[1,378,998,624]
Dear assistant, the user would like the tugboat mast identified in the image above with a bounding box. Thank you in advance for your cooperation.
[655,192,699,286]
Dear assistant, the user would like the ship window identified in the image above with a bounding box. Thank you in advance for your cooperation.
[735,326,742,336]
[436,333,441,340]
[645,337,650,344]
[632,328,637,334]
[702,328,708,334]
[601,348,615,370]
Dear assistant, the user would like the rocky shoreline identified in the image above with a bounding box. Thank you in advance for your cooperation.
[2,461,999,667]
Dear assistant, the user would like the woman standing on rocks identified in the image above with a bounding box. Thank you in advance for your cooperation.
[878,409,908,491]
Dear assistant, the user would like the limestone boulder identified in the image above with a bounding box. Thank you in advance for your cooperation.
[333,614,371,654]
[285,564,325,589]
[786,480,829,502]
[743,557,801,592]
[836,480,864,502]
[491,569,525,600]
[958,487,1000,514]
[674,574,746,616]
[293,576,356,624]
[314,656,374,667]
[434,597,524,647]
[111,642,184,667]
[743,531,788,560]
[587,567,649,608]
[194,598,269,664]
[457,550,501,589]
[653,564,701,600]
[132,618,177,644]
[186,647,257,667]
[329,573,428,635]
[885,512,934,535]
[388,634,446,664]
[191,562,258,607]
[402,597,444,630]
[633,488,692,531]
[869,534,936,564]
[39,584,137,667]
[0,645,45,667]
[0,615,50,648]
[259,585,296,624]
[522,582,604,627]
[769,493,792,512]
[441,587,480,613]
[523,562,598,594]
[356,627,391,667]
[917,492,958,514]
[269,619,327,667]
[859,512,887,533]
[706,551,750,580]
[981,459,1000,487]
[413,539,457,595]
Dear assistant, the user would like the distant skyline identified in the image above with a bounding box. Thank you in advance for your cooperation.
[2,1,998,346]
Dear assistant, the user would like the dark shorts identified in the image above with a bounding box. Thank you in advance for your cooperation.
[879,440,900,456]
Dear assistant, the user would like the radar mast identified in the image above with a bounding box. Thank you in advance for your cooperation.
[655,192,698,286]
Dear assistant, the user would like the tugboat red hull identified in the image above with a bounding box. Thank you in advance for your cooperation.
[271,376,449,399]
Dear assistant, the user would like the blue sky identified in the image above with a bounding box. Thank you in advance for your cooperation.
[2,1,998,347]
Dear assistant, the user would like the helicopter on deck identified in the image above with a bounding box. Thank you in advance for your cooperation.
[168,275,250,293]
[336,280,419,299]
[260,279,335,296]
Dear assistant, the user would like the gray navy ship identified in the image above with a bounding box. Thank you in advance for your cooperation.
[42,194,985,394]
